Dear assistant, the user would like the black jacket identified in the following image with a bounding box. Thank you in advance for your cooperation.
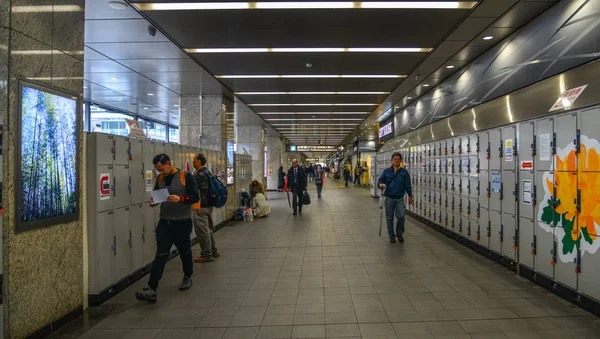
[193,167,210,207]
[287,166,307,188]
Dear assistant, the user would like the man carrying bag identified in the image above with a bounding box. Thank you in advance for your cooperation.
[287,159,307,215]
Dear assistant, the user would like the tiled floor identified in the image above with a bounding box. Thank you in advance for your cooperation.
[51,180,600,338]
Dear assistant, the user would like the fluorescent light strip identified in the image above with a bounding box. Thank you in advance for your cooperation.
[258,112,368,115]
[249,103,378,106]
[12,5,83,12]
[11,50,84,55]
[187,47,432,53]
[271,123,359,126]
[236,91,389,95]
[134,2,476,10]
[216,74,405,79]
[266,118,363,121]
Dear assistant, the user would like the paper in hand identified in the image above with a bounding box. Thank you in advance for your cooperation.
[151,188,170,204]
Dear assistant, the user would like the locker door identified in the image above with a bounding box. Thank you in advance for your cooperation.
[490,210,502,254]
[489,129,502,170]
[502,170,517,215]
[130,204,144,273]
[164,143,175,160]
[469,177,478,199]
[468,217,477,241]
[453,174,461,194]
[114,136,130,165]
[555,113,578,171]
[441,175,447,193]
[114,165,130,209]
[469,134,478,156]
[579,107,600,157]
[143,141,155,169]
[580,252,600,302]
[142,204,156,266]
[554,171,578,290]
[460,156,469,177]
[501,126,517,171]
[520,171,535,220]
[130,140,144,205]
[535,172,555,279]
[460,137,469,158]
[461,196,469,217]
[502,213,517,260]
[461,173,469,197]
[519,122,534,168]
[535,118,555,171]
[479,208,490,248]
[96,210,115,292]
[469,199,478,220]
[469,155,478,178]
[490,171,502,212]
[461,216,469,238]
[447,157,454,174]
[154,142,165,160]
[94,133,115,165]
[96,165,114,213]
[435,207,441,224]
[441,209,447,227]
[173,144,183,168]
[519,217,535,269]
[114,207,131,282]
[479,171,489,209]
[453,213,460,233]
[479,132,489,171]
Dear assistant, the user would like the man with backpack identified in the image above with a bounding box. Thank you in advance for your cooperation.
[135,154,199,303]
[191,153,221,263]
[378,152,413,243]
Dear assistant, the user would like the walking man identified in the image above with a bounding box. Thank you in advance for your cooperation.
[136,154,199,303]
[378,152,413,243]
[287,159,307,215]
[192,153,220,263]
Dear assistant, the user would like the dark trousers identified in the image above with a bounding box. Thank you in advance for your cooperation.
[291,185,303,213]
[316,184,323,197]
[354,175,361,186]
[148,219,193,291]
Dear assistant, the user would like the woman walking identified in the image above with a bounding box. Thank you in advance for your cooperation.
[354,164,362,187]
[315,164,325,199]
[277,166,285,192]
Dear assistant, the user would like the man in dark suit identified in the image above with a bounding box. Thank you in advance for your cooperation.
[287,159,307,216]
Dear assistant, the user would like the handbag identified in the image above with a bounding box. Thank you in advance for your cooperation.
[302,190,311,205]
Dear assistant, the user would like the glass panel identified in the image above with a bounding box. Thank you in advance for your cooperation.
[169,126,179,143]
[138,118,167,141]
[90,104,133,136]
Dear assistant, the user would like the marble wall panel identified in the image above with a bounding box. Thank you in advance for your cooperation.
[180,96,202,147]
[0,0,8,27]
[266,136,282,190]
[10,0,54,45]
[52,51,84,95]
[52,0,85,60]
[9,30,53,87]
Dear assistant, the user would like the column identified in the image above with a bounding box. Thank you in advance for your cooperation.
[179,95,202,147]
[1,1,85,337]
[266,135,283,190]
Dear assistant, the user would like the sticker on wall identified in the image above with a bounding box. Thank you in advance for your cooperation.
[461,157,469,174]
[447,158,453,173]
[491,172,501,193]
[100,173,111,200]
[522,179,532,205]
[537,134,600,263]
[520,161,533,170]
[435,159,440,173]
[539,133,551,161]
[504,139,513,161]
[441,159,447,173]
[145,170,153,192]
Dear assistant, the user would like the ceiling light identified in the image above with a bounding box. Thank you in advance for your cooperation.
[174,104,179,107]
[110,76,119,80]
[134,2,477,11]
[83,86,87,89]
[407,97,412,99]
[266,118,364,121]
[147,93,154,96]
[235,91,389,95]
[423,84,429,87]
[271,123,359,126]
[258,112,368,115]
[483,36,494,40]
[143,107,149,110]
[186,47,432,53]
[216,74,406,79]
[248,103,378,106]
[108,1,128,9]
[446,65,455,69]
[12,5,82,12]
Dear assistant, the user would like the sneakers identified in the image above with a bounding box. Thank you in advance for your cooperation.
[135,287,157,304]
[194,256,214,263]
[390,237,397,243]
[212,251,221,258]
[397,235,405,243]
[180,276,193,290]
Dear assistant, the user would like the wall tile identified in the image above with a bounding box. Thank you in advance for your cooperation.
[10,0,54,45]
[9,30,52,87]
[52,0,85,60]
[52,50,83,95]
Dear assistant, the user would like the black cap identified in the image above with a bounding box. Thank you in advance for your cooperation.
[392,152,402,160]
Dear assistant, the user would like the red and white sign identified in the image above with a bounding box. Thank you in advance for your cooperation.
[100,173,111,200]
[125,119,148,139]
[549,85,587,112]
[520,161,533,170]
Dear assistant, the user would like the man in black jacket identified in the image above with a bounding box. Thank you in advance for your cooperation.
[287,159,307,215]
[191,153,220,263]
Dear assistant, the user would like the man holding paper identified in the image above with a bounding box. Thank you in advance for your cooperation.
[135,154,199,304]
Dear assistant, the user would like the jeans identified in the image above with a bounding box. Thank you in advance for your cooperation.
[316,183,323,197]
[354,175,361,186]
[291,185,303,213]
[192,207,217,257]
[148,219,193,290]
[384,197,406,239]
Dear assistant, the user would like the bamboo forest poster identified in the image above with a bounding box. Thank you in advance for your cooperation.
[20,85,77,223]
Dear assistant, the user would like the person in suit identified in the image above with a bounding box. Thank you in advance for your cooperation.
[287,159,307,215]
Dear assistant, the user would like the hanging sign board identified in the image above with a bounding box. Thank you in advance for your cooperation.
[549,85,588,112]
[145,170,153,192]
[100,173,111,200]
[379,122,393,139]
[125,119,147,139]
[504,139,513,161]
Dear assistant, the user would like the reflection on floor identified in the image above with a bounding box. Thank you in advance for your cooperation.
[50,181,599,339]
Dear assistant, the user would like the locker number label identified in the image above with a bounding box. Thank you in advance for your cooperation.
[145,170,153,192]
[504,139,514,161]
[100,173,111,200]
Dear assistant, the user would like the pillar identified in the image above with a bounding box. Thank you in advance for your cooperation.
[234,103,266,188]
[1,1,85,337]
[180,95,228,152]
[266,135,283,190]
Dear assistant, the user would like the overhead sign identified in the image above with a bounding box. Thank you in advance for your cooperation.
[290,145,297,152]
[297,145,337,152]
[549,85,588,112]
[100,173,111,200]
[125,119,147,139]
[379,121,393,139]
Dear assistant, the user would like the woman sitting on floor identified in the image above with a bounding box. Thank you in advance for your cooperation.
[251,180,270,218]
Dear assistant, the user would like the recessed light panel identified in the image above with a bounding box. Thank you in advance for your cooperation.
[134,2,477,11]
[236,91,389,95]
[217,74,406,79]
[249,103,378,106]
[186,47,432,53]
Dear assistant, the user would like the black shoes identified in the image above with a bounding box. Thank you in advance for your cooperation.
[212,251,221,258]
[397,235,405,243]
[293,212,297,216]
[390,237,396,243]
[180,276,193,290]
[135,288,157,304]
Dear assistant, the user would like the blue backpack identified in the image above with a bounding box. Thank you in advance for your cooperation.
[203,169,228,208]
